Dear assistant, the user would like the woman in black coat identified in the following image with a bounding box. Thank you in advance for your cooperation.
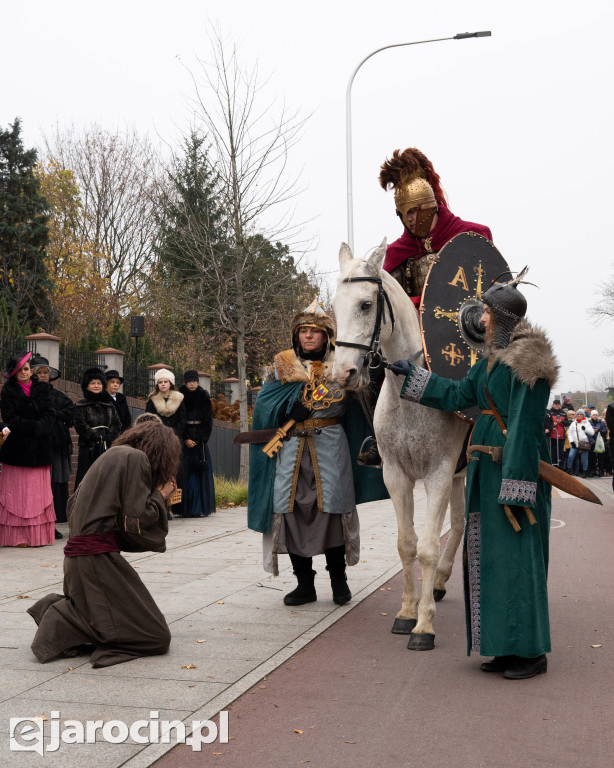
[31,357,74,524]
[0,351,56,546]
[106,370,132,433]
[178,371,216,517]
[73,368,121,490]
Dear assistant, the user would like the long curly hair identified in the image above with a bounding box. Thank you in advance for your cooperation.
[113,421,182,489]
[379,147,448,207]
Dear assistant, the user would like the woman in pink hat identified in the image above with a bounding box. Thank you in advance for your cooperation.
[0,351,56,546]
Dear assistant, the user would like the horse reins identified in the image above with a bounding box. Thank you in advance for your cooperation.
[335,275,422,370]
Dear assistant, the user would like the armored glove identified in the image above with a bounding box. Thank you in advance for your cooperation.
[388,359,414,377]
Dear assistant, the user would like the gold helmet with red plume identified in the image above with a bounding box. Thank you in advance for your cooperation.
[379,148,447,237]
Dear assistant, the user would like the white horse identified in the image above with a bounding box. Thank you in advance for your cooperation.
[333,240,470,650]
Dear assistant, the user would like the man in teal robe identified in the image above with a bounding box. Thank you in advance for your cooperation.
[247,301,387,607]
[390,276,559,679]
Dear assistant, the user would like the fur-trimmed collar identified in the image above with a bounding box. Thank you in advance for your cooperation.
[268,349,334,384]
[490,320,559,390]
[148,389,184,416]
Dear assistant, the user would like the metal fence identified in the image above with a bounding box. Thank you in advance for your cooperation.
[59,346,103,384]
[123,360,153,399]
[209,422,241,480]
[0,334,31,369]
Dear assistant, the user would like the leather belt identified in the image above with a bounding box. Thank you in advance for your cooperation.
[481,410,495,415]
[291,417,339,437]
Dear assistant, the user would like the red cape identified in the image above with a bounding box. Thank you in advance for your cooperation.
[383,205,493,273]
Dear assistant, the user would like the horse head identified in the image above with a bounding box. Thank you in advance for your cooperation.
[332,239,391,389]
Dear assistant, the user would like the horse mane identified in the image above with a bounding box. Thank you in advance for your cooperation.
[379,147,448,208]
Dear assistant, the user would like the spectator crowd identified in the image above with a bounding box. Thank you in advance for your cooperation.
[0,354,216,548]
[545,398,611,480]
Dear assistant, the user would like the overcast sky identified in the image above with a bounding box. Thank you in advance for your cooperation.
[2,0,612,398]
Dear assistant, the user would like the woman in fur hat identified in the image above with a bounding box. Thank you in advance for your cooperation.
[145,369,186,440]
[73,368,121,491]
[390,272,558,680]
[0,352,56,546]
[177,371,215,518]
[248,300,387,606]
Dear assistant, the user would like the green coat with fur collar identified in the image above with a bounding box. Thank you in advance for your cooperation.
[400,321,558,657]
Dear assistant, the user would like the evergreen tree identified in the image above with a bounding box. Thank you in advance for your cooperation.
[156,130,226,284]
[0,118,54,329]
[151,130,317,384]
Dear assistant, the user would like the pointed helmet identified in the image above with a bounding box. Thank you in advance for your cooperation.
[482,268,530,349]
[290,298,336,347]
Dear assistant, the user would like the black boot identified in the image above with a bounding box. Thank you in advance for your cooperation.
[328,568,352,605]
[502,654,547,679]
[283,569,317,606]
[325,545,351,605]
[480,655,517,673]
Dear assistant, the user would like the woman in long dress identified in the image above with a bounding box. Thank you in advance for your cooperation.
[0,352,56,547]
[31,356,74,529]
[178,370,215,517]
[27,420,182,667]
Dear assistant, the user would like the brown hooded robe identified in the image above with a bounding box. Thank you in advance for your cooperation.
[28,445,170,668]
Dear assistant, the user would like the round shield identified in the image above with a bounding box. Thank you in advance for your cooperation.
[420,233,511,381]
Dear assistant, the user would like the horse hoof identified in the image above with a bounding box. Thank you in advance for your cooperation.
[433,588,446,602]
[391,618,417,635]
[407,632,435,651]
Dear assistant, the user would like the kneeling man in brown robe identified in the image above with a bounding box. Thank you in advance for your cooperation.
[28,421,181,668]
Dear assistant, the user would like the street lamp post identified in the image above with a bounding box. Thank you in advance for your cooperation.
[346,31,491,252]
[569,370,588,408]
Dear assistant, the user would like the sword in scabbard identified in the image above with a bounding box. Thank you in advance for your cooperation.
[467,443,603,507]
[233,419,297,458]
[232,428,281,446]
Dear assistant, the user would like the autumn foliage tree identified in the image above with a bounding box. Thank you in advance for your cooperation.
[43,124,165,309]
[36,159,119,345]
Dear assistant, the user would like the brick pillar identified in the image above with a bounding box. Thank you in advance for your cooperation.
[223,377,240,403]
[25,333,61,369]
[96,347,126,391]
[199,372,212,393]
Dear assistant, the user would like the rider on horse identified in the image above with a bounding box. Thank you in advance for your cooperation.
[358,147,492,466]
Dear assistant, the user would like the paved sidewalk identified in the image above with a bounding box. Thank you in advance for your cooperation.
[0,482,443,767]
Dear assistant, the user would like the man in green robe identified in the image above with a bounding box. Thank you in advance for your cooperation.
[390,274,559,679]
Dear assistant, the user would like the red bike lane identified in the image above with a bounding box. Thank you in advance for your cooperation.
[157,493,614,768]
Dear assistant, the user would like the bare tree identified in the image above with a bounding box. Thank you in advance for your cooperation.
[43,124,166,308]
[592,369,614,392]
[169,33,311,482]
[590,268,614,323]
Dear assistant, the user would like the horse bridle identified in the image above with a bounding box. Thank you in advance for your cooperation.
[335,275,423,369]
